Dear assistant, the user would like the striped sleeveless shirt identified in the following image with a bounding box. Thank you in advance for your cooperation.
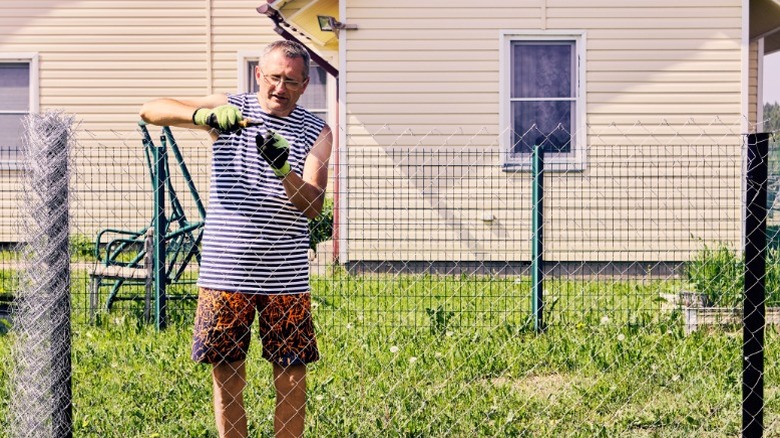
[196,93,326,294]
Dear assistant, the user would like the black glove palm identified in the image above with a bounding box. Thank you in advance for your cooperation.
[256,130,291,177]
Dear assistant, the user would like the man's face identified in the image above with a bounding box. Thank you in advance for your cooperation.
[256,50,309,117]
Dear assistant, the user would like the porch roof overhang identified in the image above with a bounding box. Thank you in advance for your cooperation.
[258,0,340,77]
[751,0,780,54]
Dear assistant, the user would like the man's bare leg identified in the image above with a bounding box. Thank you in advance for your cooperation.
[273,364,307,438]
[212,360,248,438]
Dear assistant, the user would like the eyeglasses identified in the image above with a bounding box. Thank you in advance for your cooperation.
[259,68,307,91]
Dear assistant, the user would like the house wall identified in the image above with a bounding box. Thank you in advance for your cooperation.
[0,0,280,242]
[0,1,757,266]
[342,0,747,263]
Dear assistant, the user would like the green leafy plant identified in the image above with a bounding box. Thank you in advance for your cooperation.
[426,305,454,335]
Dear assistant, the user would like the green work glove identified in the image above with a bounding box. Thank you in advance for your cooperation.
[256,130,291,178]
[192,104,243,132]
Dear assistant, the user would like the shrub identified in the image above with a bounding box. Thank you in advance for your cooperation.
[309,198,333,250]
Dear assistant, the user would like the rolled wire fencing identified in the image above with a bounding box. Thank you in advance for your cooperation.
[9,111,74,438]
[0,114,779,436]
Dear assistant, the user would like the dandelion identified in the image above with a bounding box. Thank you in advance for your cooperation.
[390,346,399,354]
[617,333,625,342]
[346,323,353,330]
[409,357,417,364]
[600,315,610,325]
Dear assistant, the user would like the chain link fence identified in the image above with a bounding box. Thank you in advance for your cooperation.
[1,114,779,436]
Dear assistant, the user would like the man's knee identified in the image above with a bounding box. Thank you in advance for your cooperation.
[213,361,247,395]
[273,364,307,393]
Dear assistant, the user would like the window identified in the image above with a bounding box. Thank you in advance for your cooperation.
[243,58,329,122]
[0,54,38,164]
[500,32,585,170]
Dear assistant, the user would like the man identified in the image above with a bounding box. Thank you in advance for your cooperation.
[139,39,332,438]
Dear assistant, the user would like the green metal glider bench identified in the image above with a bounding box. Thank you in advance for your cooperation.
[89,122,206,324]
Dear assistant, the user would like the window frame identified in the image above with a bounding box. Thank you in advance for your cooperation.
[499,31,586,172]
[0,53,39,167]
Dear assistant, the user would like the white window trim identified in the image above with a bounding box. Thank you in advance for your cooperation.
[499,31,586,172]
[237,51,261,94]
[0,53,38,167]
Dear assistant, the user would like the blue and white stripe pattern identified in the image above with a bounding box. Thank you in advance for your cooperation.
[196,93,326,294]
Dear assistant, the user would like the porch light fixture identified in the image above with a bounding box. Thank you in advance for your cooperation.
[317,15,357,37]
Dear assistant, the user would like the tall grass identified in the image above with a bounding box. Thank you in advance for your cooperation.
[685,243,780,307]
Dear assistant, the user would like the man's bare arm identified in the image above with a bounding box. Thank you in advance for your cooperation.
[139,94,229,130]
[282,125,333,219]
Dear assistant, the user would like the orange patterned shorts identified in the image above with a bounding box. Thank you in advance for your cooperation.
[191,288,319,366]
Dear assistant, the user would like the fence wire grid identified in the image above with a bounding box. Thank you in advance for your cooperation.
[1,114,780,436]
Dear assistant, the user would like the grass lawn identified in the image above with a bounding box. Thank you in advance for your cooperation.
[0,270,776,436]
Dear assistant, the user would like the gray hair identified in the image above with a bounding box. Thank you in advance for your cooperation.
[261,40,311,79]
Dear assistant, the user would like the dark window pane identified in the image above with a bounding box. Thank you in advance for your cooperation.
[0,113,24,161]
[298,65,327,111]
[248,60,259,93]
[511,100,572,154]
[0,63,30,111]
[511,42,572,99]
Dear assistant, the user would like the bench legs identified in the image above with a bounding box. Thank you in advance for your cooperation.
[88,275,153,324]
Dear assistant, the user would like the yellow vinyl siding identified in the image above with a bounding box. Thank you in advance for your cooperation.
[343,0,744,263]
[0,0,754,265]
[0,0,278,242]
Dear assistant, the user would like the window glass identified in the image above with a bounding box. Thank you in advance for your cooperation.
[0,62,30,162]
[512,100,572,154]
[511,43,572,99]
[297,65,327,113]
[505,39,579,162]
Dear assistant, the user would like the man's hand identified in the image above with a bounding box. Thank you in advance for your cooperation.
[256,130,291,178]
[192,104,243,132]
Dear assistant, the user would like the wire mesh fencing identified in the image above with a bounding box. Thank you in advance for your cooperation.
[0,114,779,436]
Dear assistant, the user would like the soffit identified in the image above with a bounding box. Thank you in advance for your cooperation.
[267,0,339,51]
